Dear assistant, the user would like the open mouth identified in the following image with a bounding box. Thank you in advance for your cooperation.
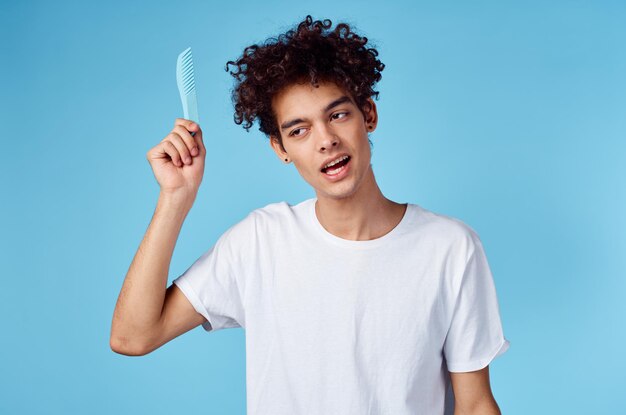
[321,156,351,175]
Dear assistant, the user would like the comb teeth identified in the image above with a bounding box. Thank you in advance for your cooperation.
[178,47,196,95]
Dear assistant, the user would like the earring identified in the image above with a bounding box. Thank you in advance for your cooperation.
[284,158,289,162]
[368,125,373,130]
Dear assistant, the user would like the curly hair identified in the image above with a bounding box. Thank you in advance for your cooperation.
[224,15,385,152]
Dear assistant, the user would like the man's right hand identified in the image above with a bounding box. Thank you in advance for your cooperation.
[146,118,206,198]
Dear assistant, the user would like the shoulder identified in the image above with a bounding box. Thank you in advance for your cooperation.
[250,200,294,221]
[250,198,310,228]
[412,205,490,296]
[222,199,301,240]
[411,204,482,260]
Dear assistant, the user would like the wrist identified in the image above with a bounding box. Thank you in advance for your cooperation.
[157,190,196,211]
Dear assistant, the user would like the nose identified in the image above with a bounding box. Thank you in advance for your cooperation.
[318,124,339,152]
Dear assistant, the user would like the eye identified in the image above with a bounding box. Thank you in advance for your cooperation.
[332,111,349,120]
[289,127,307,137]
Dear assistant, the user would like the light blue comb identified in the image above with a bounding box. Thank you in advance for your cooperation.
[176,47,199,134]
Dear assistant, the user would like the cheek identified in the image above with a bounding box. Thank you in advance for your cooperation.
[293,161,315,178]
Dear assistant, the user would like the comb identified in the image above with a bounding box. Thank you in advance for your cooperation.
[176,47,199,135]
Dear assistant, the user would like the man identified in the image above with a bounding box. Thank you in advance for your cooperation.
[111,15,510,415]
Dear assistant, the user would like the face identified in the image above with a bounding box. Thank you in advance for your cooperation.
[269,80,378,201]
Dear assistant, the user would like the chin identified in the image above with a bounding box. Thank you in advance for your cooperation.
[318,183,360,201]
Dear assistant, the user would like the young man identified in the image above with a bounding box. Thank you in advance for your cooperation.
[111,15,510,415]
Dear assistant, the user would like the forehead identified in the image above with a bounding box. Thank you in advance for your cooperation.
[272,80,355,120]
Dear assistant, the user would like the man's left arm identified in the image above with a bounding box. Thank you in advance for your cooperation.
[449,365,501,415]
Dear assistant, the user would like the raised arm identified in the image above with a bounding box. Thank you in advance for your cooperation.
[110,118,207,356]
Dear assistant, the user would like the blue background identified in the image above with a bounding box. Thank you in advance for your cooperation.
[1,0,624,413]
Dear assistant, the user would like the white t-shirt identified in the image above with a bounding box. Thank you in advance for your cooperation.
[173,197,510,415]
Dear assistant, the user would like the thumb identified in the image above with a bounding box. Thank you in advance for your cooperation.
[192,126,205,155]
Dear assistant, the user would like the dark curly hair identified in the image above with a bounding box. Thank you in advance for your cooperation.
[224,15,385,152]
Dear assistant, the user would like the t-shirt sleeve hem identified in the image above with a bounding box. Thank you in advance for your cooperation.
[446,337,511,373]
[172,277,213,332]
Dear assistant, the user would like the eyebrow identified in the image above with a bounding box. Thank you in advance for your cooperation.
[280,95,353,131]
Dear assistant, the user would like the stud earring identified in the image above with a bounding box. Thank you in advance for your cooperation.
[284,158,289,162]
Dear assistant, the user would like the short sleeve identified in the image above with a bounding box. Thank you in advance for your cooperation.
[172,213,254,333]
[443,230,510,372]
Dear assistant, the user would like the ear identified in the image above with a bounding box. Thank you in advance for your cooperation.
[269,135,289,162]
[363,98,378,131]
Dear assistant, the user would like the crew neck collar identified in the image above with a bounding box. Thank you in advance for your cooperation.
[307,198,415,249]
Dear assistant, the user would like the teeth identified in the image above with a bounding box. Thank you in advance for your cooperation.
[326,164,346,175]
[323,155,349,169]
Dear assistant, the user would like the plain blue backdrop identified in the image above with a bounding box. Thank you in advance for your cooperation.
[1,0,624,413]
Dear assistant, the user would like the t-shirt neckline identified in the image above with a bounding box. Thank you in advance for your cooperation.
[307,198,414,249]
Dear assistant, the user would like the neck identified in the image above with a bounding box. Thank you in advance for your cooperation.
[314,165,407,241]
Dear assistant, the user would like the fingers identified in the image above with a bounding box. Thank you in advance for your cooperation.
[173,125,197,163]
[176,118,204,154]
[160,119,203,166]
[174,117,196,131]
[159,140,183,167]
[147,119,204,167]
